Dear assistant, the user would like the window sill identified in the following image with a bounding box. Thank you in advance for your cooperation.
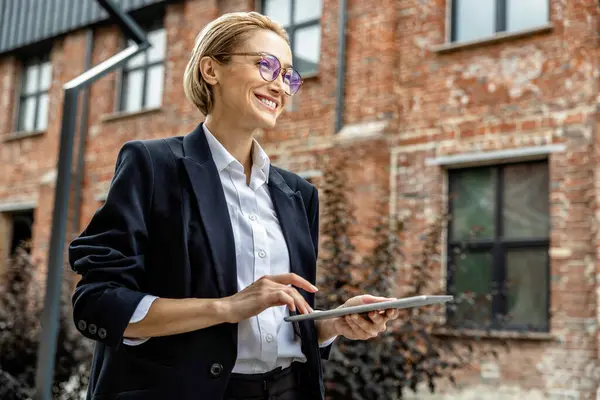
[302,72,319,81]
[101,107,163,123]
[432,23,554,54]
[3,130,46,142]
[433,327,556,341]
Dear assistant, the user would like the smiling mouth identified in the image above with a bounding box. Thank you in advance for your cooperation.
[254,94,278,112]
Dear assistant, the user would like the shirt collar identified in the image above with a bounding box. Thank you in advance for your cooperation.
[202,124,270,182]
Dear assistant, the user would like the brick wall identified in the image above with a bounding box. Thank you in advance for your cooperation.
[0,0,599,398]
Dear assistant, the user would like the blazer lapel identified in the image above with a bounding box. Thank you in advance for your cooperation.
[267,169,316,288]
[181,124,237,298]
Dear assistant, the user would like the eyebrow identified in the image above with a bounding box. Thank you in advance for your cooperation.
[258,52,293,69]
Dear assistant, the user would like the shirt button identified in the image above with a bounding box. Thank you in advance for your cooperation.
[258,250,266,258]
[266,334,273,343]
[249,214,257,221]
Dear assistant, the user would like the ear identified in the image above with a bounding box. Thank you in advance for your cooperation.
[199,56,219,86]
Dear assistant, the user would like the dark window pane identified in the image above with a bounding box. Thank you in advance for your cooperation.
[503,163,549,239]
[454,0,495,42]
[10,210,34,255]
[122,69,144,112]
[293,25,321,75]
[293,0,321,24]
[507,0,549,32]
[264,0,291,27]
[449,251,493,327]
[450,168,495,240]
[504,249,548,330]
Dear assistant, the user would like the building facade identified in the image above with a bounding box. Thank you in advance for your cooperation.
[0,0,599,398]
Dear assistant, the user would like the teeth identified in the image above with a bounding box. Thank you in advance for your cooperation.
[258,97,276,109]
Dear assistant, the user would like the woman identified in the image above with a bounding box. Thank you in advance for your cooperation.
[70,11,399,400]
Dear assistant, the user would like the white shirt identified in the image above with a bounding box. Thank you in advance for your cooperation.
[125,125,334,373]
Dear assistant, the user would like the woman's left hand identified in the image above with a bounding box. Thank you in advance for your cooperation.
[318,295,401,342]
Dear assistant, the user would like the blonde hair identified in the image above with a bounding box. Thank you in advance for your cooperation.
[183,12,289,116]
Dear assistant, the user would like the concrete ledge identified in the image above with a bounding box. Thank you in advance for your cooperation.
[0,200,37,212]
[336,120,388,141]
[434,327,556,341]
[297,170,323,179]
[95,192,108,202]
[425,144,566,168]
[432,24,554,54]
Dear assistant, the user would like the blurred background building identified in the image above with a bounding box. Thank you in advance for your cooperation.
[0,0,597,398]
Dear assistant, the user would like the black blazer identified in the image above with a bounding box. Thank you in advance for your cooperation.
[69,123,330,400]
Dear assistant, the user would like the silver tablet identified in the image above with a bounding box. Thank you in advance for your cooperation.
[284,295,454,322]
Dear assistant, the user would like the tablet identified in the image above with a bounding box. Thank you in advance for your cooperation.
[284,295,454,322]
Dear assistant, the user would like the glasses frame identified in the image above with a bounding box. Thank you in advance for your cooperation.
[213,51,303,96]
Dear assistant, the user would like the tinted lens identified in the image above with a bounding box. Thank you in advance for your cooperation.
[258,55,281,81]
[284,69,302,95]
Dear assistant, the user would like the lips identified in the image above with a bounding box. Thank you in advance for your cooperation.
[254,93,279,111]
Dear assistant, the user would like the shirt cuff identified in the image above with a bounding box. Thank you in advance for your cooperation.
[319,335,337,348]
[123,295,159,346]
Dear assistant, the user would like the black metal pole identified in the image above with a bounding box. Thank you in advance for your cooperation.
[335,0,347,133]
[34,1,149,398]
[34,88,79,400]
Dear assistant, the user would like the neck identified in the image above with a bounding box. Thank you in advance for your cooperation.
[204,114,255,171]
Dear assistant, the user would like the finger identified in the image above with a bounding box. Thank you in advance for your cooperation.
[360,295,396,305]
[285,286,313,314]
[348,314,379,338]
[267,273,318,293]
[368,311,387,324]
[344,315,372,339]
[386,309,400,319]
[268,290,296,312]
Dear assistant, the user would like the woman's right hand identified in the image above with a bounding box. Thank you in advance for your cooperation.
[220,273,318,324]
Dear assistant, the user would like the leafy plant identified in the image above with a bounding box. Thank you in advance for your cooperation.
[0,248,93,400]
[316,151,507,399]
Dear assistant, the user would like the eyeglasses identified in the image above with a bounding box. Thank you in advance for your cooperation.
[216,52,303,96]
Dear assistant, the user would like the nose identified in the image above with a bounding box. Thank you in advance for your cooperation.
[268,69,286,93]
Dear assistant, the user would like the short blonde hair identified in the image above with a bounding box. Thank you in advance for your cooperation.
[183,12,289,116]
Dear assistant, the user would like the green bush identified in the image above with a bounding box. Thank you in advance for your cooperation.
[316,152,506,400]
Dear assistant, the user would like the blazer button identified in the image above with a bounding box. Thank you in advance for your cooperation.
[210,363,223,378]
[88,324,97,335]
[77,320,87,331]
[98,328,107,339]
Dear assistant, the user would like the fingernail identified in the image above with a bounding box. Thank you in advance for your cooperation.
[311,285,318,291]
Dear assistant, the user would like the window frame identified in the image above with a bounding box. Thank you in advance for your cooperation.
[261,0,322,76]
[445,160,551,332]
[117,21,166,113]
[16,55,51,132]
[450,0,550,43]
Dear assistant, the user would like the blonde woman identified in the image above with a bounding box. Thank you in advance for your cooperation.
[70,12,398,400]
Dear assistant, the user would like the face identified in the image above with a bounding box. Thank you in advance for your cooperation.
[203,29,296,131]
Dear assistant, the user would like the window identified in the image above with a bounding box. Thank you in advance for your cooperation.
[119,26,166,113]
[451,0,549,43]
[0,209,34,270]
[263,0,322,76]
[17,56,51,132]
[446,161,549,332]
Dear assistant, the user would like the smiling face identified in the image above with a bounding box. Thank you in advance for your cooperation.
[204,29,293,131]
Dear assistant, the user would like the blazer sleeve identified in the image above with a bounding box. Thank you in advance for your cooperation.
[69,140,154,349]
[306,185,334,360]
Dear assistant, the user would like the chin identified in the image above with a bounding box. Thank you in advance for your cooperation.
[250,107,279,129]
